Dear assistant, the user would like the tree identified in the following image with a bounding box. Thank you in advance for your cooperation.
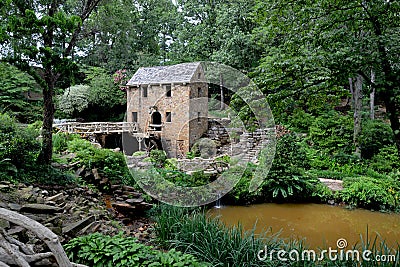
[170,0,260,71]
[78,0,179,71]
[57,67,126,121]
[0,0,101,164]
[253,0,400,155]
[0,62,42,122]
[58,84,90,117]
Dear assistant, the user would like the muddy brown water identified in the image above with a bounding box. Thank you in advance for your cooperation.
[208,203,400,249]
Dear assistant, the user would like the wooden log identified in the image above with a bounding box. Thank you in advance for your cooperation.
[0,208,81,267]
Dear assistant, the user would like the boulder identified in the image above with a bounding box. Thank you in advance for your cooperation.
[20,204,62,214]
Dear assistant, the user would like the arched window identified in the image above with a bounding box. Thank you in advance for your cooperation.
[151,111,162,131]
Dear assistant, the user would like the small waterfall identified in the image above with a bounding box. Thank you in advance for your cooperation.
[215,193,222,209]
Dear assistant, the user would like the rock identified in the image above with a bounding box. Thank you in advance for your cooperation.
[44,215,63,226]
[92,168,102,181]
[62,215,95,236]
[6,226,25,235]
[20,204,62,214]
[0,184,12,191]
[112,203,136,213]
[36,196,45,204]
[126,198,144,204]
[0,218,10,229]
[46,192,64,202]
[122,185,136,192]
[47,226,62,235]
[8,203,21,211]
[80,221,101,235]
[75,166,85,177]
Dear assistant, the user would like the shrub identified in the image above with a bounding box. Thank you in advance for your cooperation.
[53,133,80,153]
[369,145,400,173]
[226,163,261,204]
[191,138,217,158]
[260,133,314,201]
[308,111,353,154]
[65,232,208,267]
[359,119,394,159]
[340,176,399,210]
[149,149,167,168]
[287,109,315,132]
[0,113,40,169]
[67,138,131,184]
[311,183,335,203]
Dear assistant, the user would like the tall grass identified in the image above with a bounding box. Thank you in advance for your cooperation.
[152,205,400,267]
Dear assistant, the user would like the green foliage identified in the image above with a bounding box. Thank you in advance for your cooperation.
[0,62,42,123]
[149,150,167,168]
[308,111,354,154]
[132,151,147,157]
[226,163,260,204]
[191,138,216,158]
[152,205,283,267]
[67,138,130,184]
[170,0,260,71]
[359,119,394,159]
[65,232,208,267]
[369,146,400,173]
[261,133,314,200]
[286,109,316,133]
[253,0,400,156]
[311,183,335,203]
[52,133,79,153]
[156,168,211,187]
[340,176,400,210]
[0,113,74,184]
[0,113,40,169]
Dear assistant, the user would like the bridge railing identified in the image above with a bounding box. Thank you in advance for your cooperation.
[53,122,138,134]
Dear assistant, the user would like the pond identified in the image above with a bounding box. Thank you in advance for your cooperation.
[208,203,400,249]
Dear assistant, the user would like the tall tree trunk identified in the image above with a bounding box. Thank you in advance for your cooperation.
[37,73,55,165]
[220,73,224,110]
[351,76,363,158]
[36,1,57,165]
[370,69,375,120]
[370,14,400,157]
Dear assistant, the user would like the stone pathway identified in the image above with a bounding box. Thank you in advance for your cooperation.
[319,178,343,191]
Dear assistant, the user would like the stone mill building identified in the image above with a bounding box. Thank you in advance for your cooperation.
[125,62,208,158]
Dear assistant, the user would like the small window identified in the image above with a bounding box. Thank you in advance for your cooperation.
[166,85,172,97]
[198,87,202,97]
[198,73,201,79]
[197,112,201,123]
[142,86,148,97]
[166,112,172,122]
[132,112,138,122]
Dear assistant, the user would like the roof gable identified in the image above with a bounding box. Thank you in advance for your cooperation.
[126,62,203,86]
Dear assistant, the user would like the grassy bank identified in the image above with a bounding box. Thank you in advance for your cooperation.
[152,205,400,267]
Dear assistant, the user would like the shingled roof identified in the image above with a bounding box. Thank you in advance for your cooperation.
[126,62,202,86]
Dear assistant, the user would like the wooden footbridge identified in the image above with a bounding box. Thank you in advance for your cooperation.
[53,122,142,135]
